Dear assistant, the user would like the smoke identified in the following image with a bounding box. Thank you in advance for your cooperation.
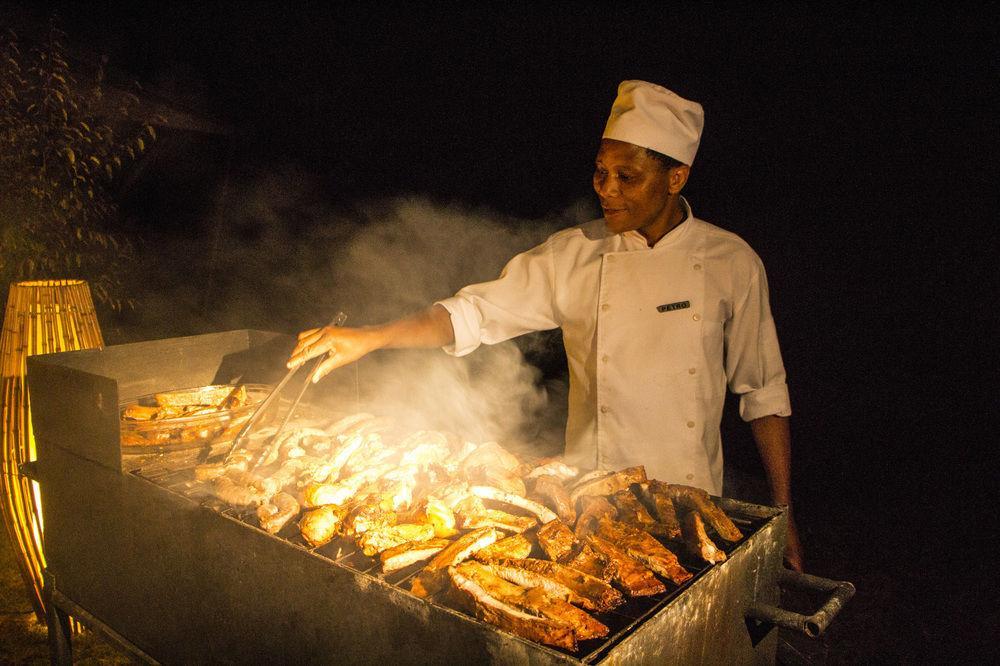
[132,166,598,453]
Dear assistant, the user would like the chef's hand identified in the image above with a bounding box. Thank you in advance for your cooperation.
[784,508,804,572]
[287,325,380,383]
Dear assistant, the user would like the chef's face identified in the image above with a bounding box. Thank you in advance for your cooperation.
[593,139,689,242]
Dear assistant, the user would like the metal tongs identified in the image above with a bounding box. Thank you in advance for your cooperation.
[222,312,348,466]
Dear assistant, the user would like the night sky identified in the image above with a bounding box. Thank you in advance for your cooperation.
[5,2,997,659]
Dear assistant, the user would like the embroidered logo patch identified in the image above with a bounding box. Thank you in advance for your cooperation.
[657,300,691,313]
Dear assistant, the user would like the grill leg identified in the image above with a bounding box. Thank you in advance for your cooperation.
[43,570,72,666]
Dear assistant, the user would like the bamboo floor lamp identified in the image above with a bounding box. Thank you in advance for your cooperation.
[0,280,104,621]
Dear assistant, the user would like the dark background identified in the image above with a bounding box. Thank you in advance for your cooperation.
[3,2,997,661]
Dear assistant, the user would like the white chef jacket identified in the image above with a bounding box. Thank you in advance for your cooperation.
[437,199,791,495]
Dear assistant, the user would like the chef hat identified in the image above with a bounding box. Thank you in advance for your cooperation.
[602,80,704,165]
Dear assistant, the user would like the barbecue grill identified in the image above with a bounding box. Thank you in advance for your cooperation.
[25,329,852,664]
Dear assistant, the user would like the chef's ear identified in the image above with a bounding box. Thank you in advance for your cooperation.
[668,165,690,194]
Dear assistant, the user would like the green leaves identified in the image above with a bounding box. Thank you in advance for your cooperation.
[0,14,155,312]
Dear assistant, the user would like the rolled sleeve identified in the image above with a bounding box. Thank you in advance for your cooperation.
[726,256,793,422]
[435,296,484,357]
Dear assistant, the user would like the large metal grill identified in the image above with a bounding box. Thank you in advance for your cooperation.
[25,329,851,664]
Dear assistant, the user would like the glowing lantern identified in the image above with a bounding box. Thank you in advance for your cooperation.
[0,280,103,620]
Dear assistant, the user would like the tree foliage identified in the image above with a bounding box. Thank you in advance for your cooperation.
[0,17,156,310]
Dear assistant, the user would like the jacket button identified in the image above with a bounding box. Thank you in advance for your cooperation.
[602,354,609,363]
[693,264,702,270]
[600,405,609,414]
[686,473,695,480]
[601,303,610,311]
[686,421,695,428]
[688,367,696,374]
[692,313,701,321]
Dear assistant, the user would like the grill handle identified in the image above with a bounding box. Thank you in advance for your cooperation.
[747,569,855,638]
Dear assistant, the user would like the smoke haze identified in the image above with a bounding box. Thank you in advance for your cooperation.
[133,167,597,453]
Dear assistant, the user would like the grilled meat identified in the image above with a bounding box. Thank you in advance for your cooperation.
[489,558,624,613]
[195,449,253,481]
[595,518,692,586]
[454,562,608,642]
[682,510,726,564]
[661,482,743,542]
[636,482,681,539]
[470,485,558,524]
[609,489,657,530]
[424,496,458,537]
[530,474,575,524]
[536,519,576,562]
[525,459,579,482]
[473,533,533,561]
[299,504,347,547]
[357,523,435,557]
[448,565,577,651]
[256,492,300,534]
[574,495,618,539]
[213,475,269,507]
[380,537,452,574]
[585,535,666,597]
[461,508,537,534]
[411,527,500,598]
[563,543,617,583]
[568,466,647,504]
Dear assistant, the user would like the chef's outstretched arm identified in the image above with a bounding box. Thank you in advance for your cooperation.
[750,414,804,572]
[287,304,455,383]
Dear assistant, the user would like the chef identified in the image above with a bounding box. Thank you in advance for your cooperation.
[289,80,803,570]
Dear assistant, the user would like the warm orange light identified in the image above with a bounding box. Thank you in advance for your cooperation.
[0,279,103,621]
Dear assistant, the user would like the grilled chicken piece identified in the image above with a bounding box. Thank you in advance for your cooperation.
[595,518,692,586]
[357,523,435,557]
[299,504,348,547]
[537,519,576,562]
[343,503,396,537]
[302,463,393,508]
[454,562,608,642]
[461,509,537,534]
[525,459,579,483]
[530,475,575,524]
[425,496,458,537]
[474,534,533,561]
[380,537,452,573]
[636,482,681,539]
[563,543,617,583]
[470,486,558,524]
[661,482,743,542]
[411,527,500,598]
[256,492,300,534]
[585,535,666,597]
[489,558,625,613]
[574,495,618,539]
[568,466,647,504]
[448,565,578,651]
[682,510,726,564]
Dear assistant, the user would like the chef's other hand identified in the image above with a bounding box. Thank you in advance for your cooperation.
[784,509,804,572]
[287,325,379,383]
